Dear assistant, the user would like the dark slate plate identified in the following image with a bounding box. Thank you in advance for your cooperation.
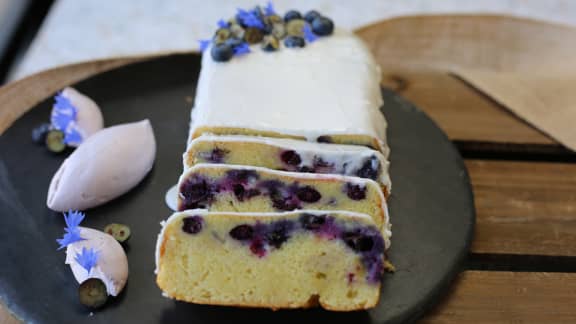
[0,54,474,324]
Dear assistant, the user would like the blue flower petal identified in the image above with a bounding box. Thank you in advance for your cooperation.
[236,8,265,29]
[64,210,85,231]
[198,39,211,52]
[264,2,276,16]
[63,124,83,145]
[233,42,251,56]
[57,211,86,250]
[51,92,78,132]
[57,229,84,250]
[217,19,229,29]
[303,25,318,43]
[75,247,99,273]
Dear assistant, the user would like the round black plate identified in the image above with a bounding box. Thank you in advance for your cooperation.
[0,55,474,324]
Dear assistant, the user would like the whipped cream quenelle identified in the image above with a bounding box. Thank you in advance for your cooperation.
[47,120,156,211]
[65,227,128,296]
[189,28,388,152]
[59,87,104,147]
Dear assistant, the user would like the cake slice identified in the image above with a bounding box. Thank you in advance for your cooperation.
[184,134,391,195]
[177,164,390,245]
[189,28,388,152]
[155,210,385,310]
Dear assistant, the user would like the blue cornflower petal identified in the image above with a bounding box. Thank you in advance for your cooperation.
[57,229,84,250]
[75,247,99,274]
[264,2,276,16]
[236,8,265,29]
[51,92,78,132]
[217,19,229,28]
[198,39,211,52]
[57,210,86,250]
[64,210,85,232]
[63,124,83,145]
[303,24,318,43]
[233,42,251,56]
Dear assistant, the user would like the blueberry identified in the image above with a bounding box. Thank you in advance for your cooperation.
[32,123,51,145]
[356,156,380,180]
[345,183,366,200]
[284,35,306,48]
[316,135,332,143]
[261,35,280,52]
[280,150,301,166]
[213,28,231,44]
[342,232,374,252]
[296,186,321,203]
[244,27,264,44]
[211,43,234,62]
[313,157,334,173]
[200,147,228,163]
[232,184,259,201]
[300,213,326,230]
[246,188,261,199]
[266,230,288,248]
[250,238,267,257]
[311,16,334,36]
[104,223,131,242]
[232,184,246,201]
[78,278,107,309]
[284,10,302,22]
[45,130,66,153]
[271,197,299,211]
[210,148,228,163]
[182,216,203,234]
[304,10,321,23]
[179,177,214,209]
[285,19,306,37]
[230,224,254,240]
[271,23,286,39]
[265,222,292,248]
[226,169,259,183]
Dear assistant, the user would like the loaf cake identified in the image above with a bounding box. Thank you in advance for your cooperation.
[189,29,387,152]
[184,134,391,194]
[156,4,391,311]
[156,209,385,310]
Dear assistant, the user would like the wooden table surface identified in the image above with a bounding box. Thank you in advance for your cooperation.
[2,15,576,324]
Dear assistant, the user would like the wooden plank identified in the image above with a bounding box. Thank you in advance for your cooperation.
[422,271,576,323]
[381,70,555,145]
[356,15,576,146]
[0,305,18,324]
[467,160,576,256]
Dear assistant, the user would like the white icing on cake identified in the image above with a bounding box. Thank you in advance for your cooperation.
[164,184,179,211]
[190,28,387,151]
[186,134,391,191]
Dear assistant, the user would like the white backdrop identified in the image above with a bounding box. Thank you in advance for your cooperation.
[10,0,576,80]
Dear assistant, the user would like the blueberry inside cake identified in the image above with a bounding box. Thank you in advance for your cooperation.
[156,4,392,311]
[156,210,385,310]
